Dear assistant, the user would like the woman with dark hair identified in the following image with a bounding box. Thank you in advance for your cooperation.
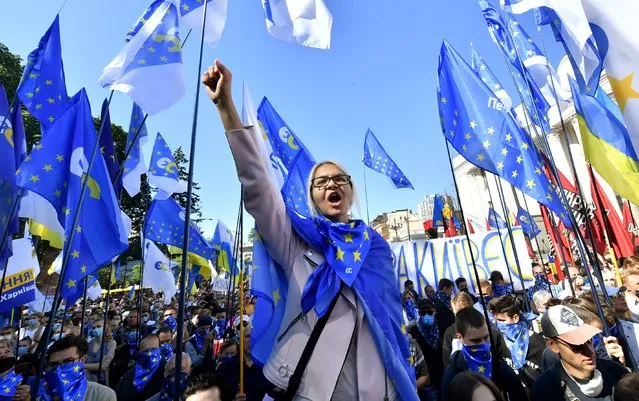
[448,371,506,401]
[201,60,417,400]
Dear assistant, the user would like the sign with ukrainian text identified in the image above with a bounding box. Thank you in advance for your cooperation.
[0,238,39,312]
[391,227,532,294]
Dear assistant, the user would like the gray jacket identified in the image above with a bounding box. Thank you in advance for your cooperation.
[227,127,398,401]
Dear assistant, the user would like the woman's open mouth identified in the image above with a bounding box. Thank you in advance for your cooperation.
[328,191,342,207]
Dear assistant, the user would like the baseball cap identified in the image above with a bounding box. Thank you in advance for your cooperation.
[541,305,601,345]
[235,314,251,328]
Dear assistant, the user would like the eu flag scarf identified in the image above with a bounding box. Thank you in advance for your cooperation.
[133,348,162,392]
[288,211,418,401]
[497,321,529,369]
[42,362,88,401]
[0,369,21,400]
[462,342,492,379]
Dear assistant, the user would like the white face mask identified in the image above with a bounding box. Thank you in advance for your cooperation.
[0,335,12,341]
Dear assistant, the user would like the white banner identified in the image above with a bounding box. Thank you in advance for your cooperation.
[391,227,532,295]
[2,238,40,312]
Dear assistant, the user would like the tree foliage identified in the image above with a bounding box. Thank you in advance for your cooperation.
[171,146,202,222]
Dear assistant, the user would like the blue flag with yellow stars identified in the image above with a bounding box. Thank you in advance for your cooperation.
[212,220,236,275]
[98,0,186,115]
[122,103,149,197]
[147,132,186,199]
[257,97,313,172]
[15,88,129,300]
[477,0,550,131]
[438,40,572,227]
[16,15,68,131]
[488,207,507,229]
[432,195,445,227]
[65,275,98,307]
[144,197,214,261]
[281,149,315,217]
[363,128,414,189]
[0,368,22,399]
[516,206,540,237]
[0,85,26,262]
[99,99,122,193]
[470,44,513,111]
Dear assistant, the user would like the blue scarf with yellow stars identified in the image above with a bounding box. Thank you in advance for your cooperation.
[41,362,87,401]
[158,371,189,401]
[435,291,451,309]
[133,348,161,392]
[462,342,492,379]
[497,320,529,369]
[0,369,21,400]
[492,282,513,297]
[288,211,418,401]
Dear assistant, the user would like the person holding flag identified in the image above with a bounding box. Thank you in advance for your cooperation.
[202,60,419,400]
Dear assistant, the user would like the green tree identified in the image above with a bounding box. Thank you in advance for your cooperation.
[171,146,202,222]
[247,227,257,244]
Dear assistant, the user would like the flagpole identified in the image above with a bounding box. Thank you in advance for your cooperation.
[520,195,556,297]
[175,3,209,398]
[79,276,89,335]
[226,199,243,327]
[97,262,114,384]
[481,171,516,291]
[31,88,116,399]
[494,177,530,311]
[238,188,245,396]
[444,139,499,374]
[363,166,371,224]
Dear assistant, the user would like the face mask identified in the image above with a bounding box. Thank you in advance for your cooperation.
[91,327,104,339]
[220,354,234,363]
[158,371,189,401]
[0,366,21,398]
[18,347,28,357]
[28,319,38,326]
[186,312,192,319]
[461,342,492,379]
[495,321,529,369]
[43,361,88,401]
[160,343,174,360]
[142,316,149,323]
[133,348,162,392]
[164,316,177,332]
[0,357,16,373]
[419,314,435,326]
[53,322,61,331]
[196,328,209,337]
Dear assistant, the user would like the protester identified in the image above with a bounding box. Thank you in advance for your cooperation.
[559,265,584,297]
[614,372,639,401]
[474,279,496,324]
[115,333,165,401]
[532,305,628,401]
[146,352,191,401]
[19,313,43,343]
[447,371,506,401]
[202,60,417,400]
[157,327,175,362]
[409,299,444,393]
[43,335,116,401]
[0,340,30,401]
[440,308,527,401]
[405,279,421,301]
[456,277,478,303]
[184,373,230,401]
[403,290,420,323]
[434,279,456,334]
[424,285,436,301]
[407,336,430,399]
[84,319,116,384]
[186,316,215,376]
[490,271,513,297]
[532,291,552,315]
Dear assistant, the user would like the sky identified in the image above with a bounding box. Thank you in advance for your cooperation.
[0,0,565,242]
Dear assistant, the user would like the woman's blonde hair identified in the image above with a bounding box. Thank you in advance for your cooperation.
[306,160,361,219]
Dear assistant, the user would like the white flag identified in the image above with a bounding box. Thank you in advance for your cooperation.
[261,0,332,49]
[143,240,178,304]
[178,0,228,47]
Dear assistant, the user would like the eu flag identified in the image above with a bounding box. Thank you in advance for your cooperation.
[0,85,26,262]
[363,128,414,189]
[471,45,513,111]
[488,206,507,229]
[16,15,68,130]
[212,220,236,275]
[16,89,129,299]
[438,40,571,227]
[257,97,313,172]
[122,103,149,197]
[281,150,315,217]
[516,206,540,237]
[432,195,445,227]
[98,0,186,115]
[144,197,213,261]
[147,133,186,199]
[478,0,550,131]
[99,99,122,192]
[179,0,228,47]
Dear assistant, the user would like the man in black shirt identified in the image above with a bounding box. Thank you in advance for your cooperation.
[532,305,628,401]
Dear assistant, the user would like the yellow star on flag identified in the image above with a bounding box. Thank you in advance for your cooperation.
[516,155,523,164]
[56,154,64,162]
[521,143,529,150]
[482,140,490,149]
[609,73,639,112]
[477,153,485,161]
[272,288,282,306]
[363,230,369,241]
[478,365,486,373]
[465,133,471,140]
[336,247,345,261]
[66,279,76,289]
[505,133,512,142]
[75,225,82,233]
[344,233,353,243]
[526,180,536,189]
[43,164,53,172]
[501,148,508,156]
[81,265,87,273]
[441,97,447,104]
[470,121,477,129]
[546,193,553,201]
[487,127,495,135]
[512,170,519,178]
[496,161,504,170]
[29,175,39,183]
[353,250,361,261]
[71,250,79,258]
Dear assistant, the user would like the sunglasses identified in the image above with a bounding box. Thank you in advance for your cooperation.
[555,337,594,353]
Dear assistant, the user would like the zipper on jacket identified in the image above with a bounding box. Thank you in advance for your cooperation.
[277,312,305,343]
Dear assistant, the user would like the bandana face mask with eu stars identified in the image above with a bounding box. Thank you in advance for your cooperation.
[41,361,88,401]
[133,348,162,392]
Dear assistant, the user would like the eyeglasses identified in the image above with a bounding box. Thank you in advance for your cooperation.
[311,174,351,189]
[555,337,593,353]
[46,357,81,371]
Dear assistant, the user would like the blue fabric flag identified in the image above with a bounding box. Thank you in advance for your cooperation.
[41,361,87,401]
[122,103,149,197]
[133,348,161,392]
[65,275,98,307]
[99,99,122,193]
[488,207,507,229]
[496,320,529,369]
[212,220,235,275]
[115,260,122,281]
[144,197,213,260]
[452,214,461,230]
[470,45,513,111]
[516,206,541,237]
[128,285,136,300]
[16,15,68,131]
[287,211,418,400]
[437,40,572,227]
[363,128,414,189]
[281,150,315,217]
[187,265,199,293]
[0,85,26,262]
[179,0,228,47]
[98,0,186,115]
[0,369,22,400]
[16,89,129,300]
[257,97,314,172]
[432,195,445,227]
[478,0,551,131]
[147,133,186,199]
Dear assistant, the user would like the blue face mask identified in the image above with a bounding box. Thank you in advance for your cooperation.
[133,348,162,392]
[159,371,189,401]
[419,314,435,326]
[461,342,492,379]
[164,316,177,332]
[160,343,174,361]
[219,354,234,364]
[495,321,529,369]
[43,362,88,401]
[91,327,104,339]
[18,347,28,357]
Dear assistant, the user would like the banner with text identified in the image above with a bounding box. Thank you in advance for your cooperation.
[391,227,532,296]
[1,238,40,313]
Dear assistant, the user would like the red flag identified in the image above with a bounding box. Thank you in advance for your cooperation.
[423,220,433,231]
[525,235,535,259]
[445,217,458,237]
[467,219,475,234]
[540,205,571,280]
[590,168,635,258]
[485,218,491,231]
[623,202,639,247]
